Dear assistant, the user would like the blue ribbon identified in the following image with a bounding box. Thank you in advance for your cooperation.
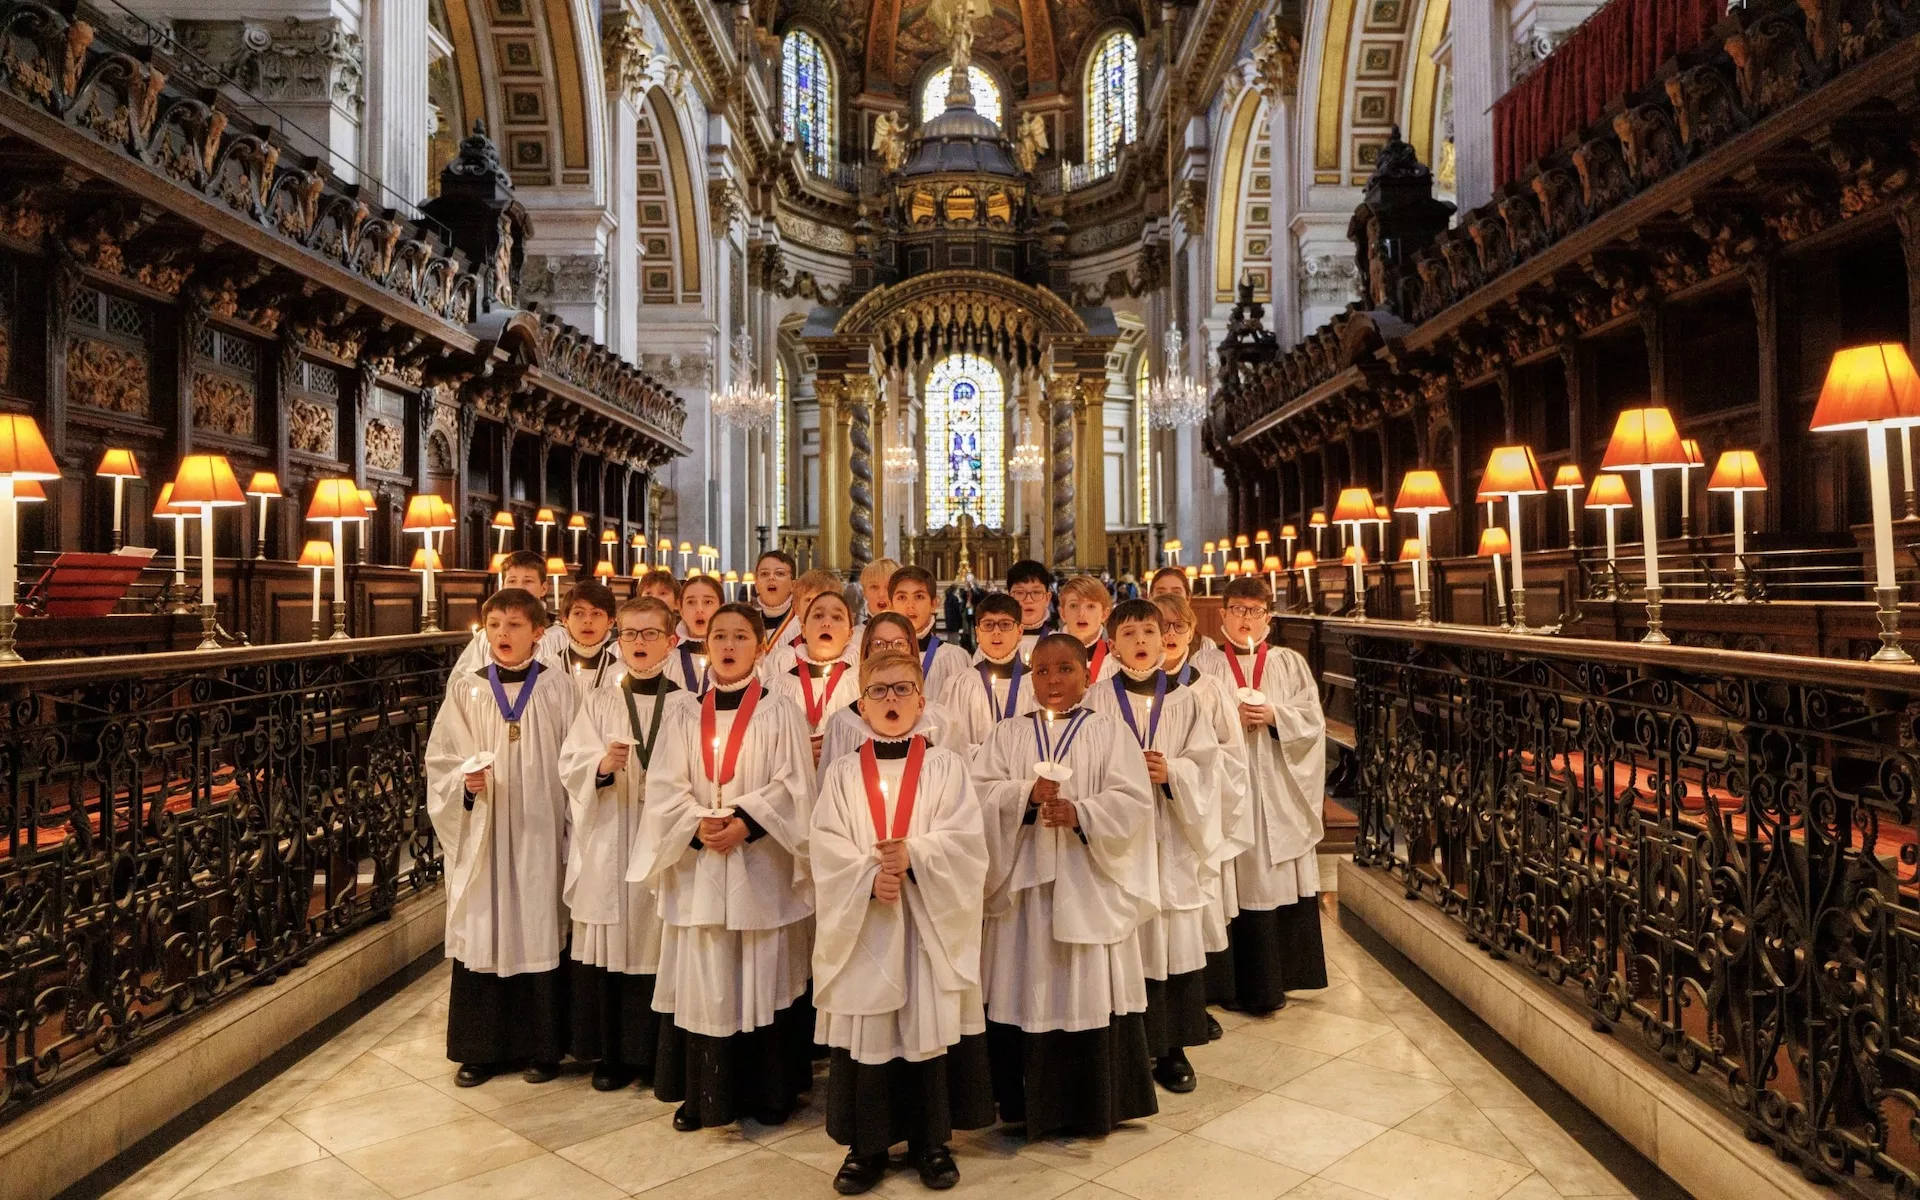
[920,635,941,677]
[1111,672,1167,749]
[978,657,1026,720]
[679,647,709,696]
[487,661,542,727]
[1031,708,1091,764]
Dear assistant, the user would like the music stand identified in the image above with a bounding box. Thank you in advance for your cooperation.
[21,547,159,617]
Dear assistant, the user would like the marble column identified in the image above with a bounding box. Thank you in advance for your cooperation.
[365,0,429,205]
[1451,0,1507,214]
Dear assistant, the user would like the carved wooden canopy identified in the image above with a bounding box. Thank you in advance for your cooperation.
[831,267,1090,372]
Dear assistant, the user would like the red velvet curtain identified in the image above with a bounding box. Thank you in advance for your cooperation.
[1491,0,1722,187]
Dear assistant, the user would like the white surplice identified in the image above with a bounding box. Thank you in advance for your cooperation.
[969,710,1158,1032]
[812,743,989,1064]
[936,653,1037,754]
[1192,643,1326,911]
[1085,674,1222,979]
[915,634,973,707]
[425,661,578,976]
[817,704,951,781]
[629,686,816,1037]
[661,643,710,696]
[557,673,694,974]
[451,622,571,677]
[765,647,862,736]
[1169,663,1254,950]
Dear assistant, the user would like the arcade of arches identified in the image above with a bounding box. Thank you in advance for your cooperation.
[0,0,1917,1199]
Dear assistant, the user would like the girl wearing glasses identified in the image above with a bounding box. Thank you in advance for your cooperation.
[765,589,861,765]
[811,652,993,1193]
[629,602,818,1133]
[817,612,949,776]
[557,596,692,1092]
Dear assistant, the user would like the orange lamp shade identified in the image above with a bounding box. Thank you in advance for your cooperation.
[1586,473,1634,509]
[678,541,692,553]
[632,562,645,577]
[491,509,514,530]
[593,560,615,579]
[630,532,644,547]
[0,413,57,480]
[489,552,508,573]
[1400,537,1424,561]
[1601,407,1689,469]
[1552,464,1586,491]
[410,547,443,572]
[357,488,375,515]
[298,539,334,568]
[153,481,181,517]
[1477,527,1512,557]
[1309,510,1327,528]
[601,528,619,544]
[1373,504,1391,522]
[307,478,364,522]
[1332,487,1376,525]
[14,479,45,502]
[1203,540,1216,554]
[171,455,247,507]
[1811,343,1920,430]
[1256,530,1270,542]
[545,556,567,576]
[1183,565,1198,579]
[534,507,555,525]
[1394,469,1450,513]
[432,496,456,527]
[1199,562,1216,577]
[1341,545,1369,566]
[1263,555,1281,571]
[1280,524,1298,539]
[568,514,589,531]
[245,471,282,498]
[403,494,449,531]
[97,447,141,479]
[1223,560,1240,577]
[1234,535,1250,549]
[1708,450,1767,492]
[1479,445,1547,498]
[1293,550,1317,569]
[657,537,672,553]
[1682,438,1704,468]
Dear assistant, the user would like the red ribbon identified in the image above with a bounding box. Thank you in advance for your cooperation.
[1088,639,1109,679]
[859,737,926,842]
[798,660,849,728]
[1226,643,1269,692]
[700,679,763,788]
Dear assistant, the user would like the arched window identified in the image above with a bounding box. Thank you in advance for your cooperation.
[774,359,789,526]
[782,30,834,170]
[1087,31,1139,173]
[924,353,1006,530]
[1136,352,1153,523]
[921,65,1002,131]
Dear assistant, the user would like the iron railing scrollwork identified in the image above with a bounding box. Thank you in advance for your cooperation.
[1345,624,1920,1196]
[0,633,462,1121]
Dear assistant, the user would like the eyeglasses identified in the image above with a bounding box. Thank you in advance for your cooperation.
[1164,622,1191,636]
[617,627,670,644]
[862,681,922,701]
[1009,585,1049,599]
[1225,604,1271,619]
[976,619,1020,634]
[869,638,911,654]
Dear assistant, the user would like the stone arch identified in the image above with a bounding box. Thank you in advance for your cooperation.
[445,0,603,191]
[1299,0,1449,187]
[636,86,705,305]
[1211,83,1271,304]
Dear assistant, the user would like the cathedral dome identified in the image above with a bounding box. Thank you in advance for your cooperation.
[901,100,1020,177]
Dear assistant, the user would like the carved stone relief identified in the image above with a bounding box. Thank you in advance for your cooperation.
[175,18,365,110]
[520,254,610,305]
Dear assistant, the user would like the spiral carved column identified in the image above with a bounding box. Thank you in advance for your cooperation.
[1050,377,1076,570]
[847,375,875,572]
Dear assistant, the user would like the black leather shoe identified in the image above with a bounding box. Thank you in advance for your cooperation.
[1152,1049,1197,1093]
[591,1063,634,1091]
[673,1103,702,1132]
[833,1151,888,1194]
[454,1063,494,1087]
[1205,1013,1224,1041]
[916,1144,960,1190]
[754,1104,790,1127]
[522,1061,560,1084]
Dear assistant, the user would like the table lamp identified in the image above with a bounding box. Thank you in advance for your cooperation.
[1552,464,1585,547]
[1280,524,1297,564]
[567,513,587,563]
[403,494,452,632]
[1479,446,1547,631]
[1602,407,1691,644]
[1393,469,1450,626]
[298,539,334,641]
[1341,544,1369,620]
[1708,450,1766,601]
[171,454,247,649]
[1308,509,1328,555]
[1293,549,1317,614]
[534,507,555,554]
[97,447,140,551]
[246,471,281,560]
[1478,526,1512,629]
[307,478,364,640]
[1679,438,1704,538]
[1332,487,1374,554]
[153,480,189,610]
[1586,472,1634,599]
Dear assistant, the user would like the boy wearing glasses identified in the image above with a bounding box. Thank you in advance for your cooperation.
[939,592,1036,753]
[970,634,1159,1138]
[1192,578,1328,1013]
[1006,560,1057,657]
[813,653,993,1193]
[819,613,949,777]
[1149,567,1218,656]
[558,596,692,1091]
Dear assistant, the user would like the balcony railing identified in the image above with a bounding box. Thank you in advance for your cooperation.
[1326,618,1920,1196]
[0,634,462,1121]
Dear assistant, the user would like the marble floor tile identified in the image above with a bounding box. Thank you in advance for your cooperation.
[1279,1178,1396,1200]
[630,1147,831,1198]
[1097,1132,1306,1200]
[1192,1093,1386,1175]
[339,1114,544,1197]
[1185,1029,1330,1092]
[176,1120,328,1199]
[1287,983,1392,1025]
[1009,1119,1180,1180]
[1337,1030,1447,1083]
[174,1157,389,1200]
[287,1053,417,1114]
[419,1061,595,1113]
[1275,1059,1455,1126]
[1239,1008,1394,1057]
[1320,1129,1535,1200]
[1141,1072,1263,1132]
[283,1080,476,1154]
[1478,1107,1632,1196]
[1396,1092,1529,1166]
[1054,1184,1136,1200]
[1498,1175,1566,1200]
[408,1152,626,1200]
[558,1111,755,1192]
[486,1075,672,1149]
[372,1033,468,1084]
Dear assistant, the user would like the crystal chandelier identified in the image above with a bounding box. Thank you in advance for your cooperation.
[713,331,778,430]
[1146,328,1209,429]
[881,411,919,483]
[1009,415,1045,481]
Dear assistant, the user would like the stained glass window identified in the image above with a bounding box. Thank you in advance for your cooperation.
[782,30,833,171]
[924,353,1005,530]
[1088,31,1139,173]
[921,65,1002,131]
[1136,351,1152,523]
[774,359,788,526]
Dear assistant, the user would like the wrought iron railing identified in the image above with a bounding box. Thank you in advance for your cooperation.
[1343,620,1920,1195]
[0,633,464,1120]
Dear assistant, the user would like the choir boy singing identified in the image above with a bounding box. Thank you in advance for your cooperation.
[639,568,683,612]
[425,588,578,1086]
[453,551,556,674]
[938,592,1036,754]
[970,634,1159,1137]
[1149,567,1218,656]
[1086,600,1223,1091]
[630,602,818,1131]
[812,651,994,1193]
[558,596,692,1090]
[766,589,862,764]
[762,569,847,679]
[1192,577,1328,1012]
[556,582,622,692]
[889,565,972,703]
[664,574,724,695]
[820,613,946,775]
[754,550,800,649]
[1057,575,1119,681]
[1005,560,1057,657]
